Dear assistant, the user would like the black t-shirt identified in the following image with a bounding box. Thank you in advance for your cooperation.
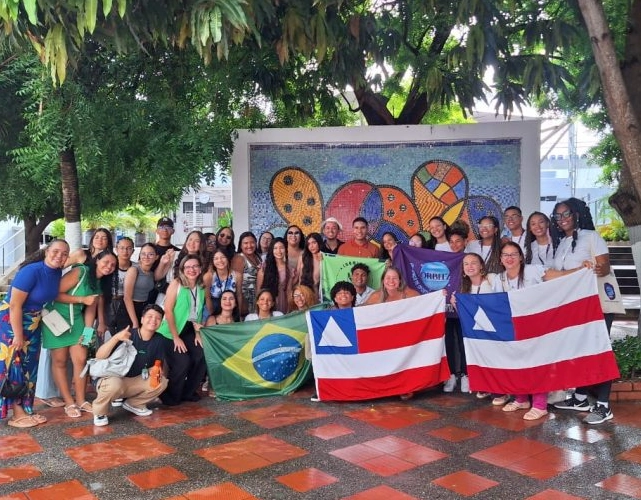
[125,329,170,378]
[321,239,344,255]
[152,243,180,271]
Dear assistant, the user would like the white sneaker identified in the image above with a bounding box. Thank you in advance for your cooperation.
[111,398,124,407]
[93,415,109,426]
[122,402,153,417]
[443,374,457,393]
[460,375,470,393]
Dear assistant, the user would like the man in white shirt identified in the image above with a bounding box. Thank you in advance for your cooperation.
[351,263,375,305]
[502,206,526,252]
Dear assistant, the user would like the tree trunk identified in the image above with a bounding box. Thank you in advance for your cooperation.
[59,147,83,251]
[23,211,61,255]
[578,0,641,230]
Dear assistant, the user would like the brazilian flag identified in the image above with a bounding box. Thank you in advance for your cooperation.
[201,309,319,401]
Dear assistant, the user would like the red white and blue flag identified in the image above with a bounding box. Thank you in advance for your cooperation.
[306,292,449,401]
[456,269,620,394]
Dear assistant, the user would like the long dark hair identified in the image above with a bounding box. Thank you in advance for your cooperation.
[173,230,205,277]
[213,289,240,321]
[301,232,323,288]
[262,237,290,300]
[216,226,236,260]
[87,249,117,292]
[426,216,451,250]
[477,215,503,274]
[285,225,305,250]
[524,212,554,264]
[379,231,399,260]
[550,197,595,254]
[89,228,114,255]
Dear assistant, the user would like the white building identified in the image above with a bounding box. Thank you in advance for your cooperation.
[172,185,232,245]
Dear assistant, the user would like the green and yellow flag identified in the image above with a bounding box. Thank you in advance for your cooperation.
[200,309,316,401]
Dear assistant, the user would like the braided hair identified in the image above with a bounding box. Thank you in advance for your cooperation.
[550,197,595,253]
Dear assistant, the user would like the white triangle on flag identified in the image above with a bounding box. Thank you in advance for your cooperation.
[318,316,353,347]
[473,306,496,332]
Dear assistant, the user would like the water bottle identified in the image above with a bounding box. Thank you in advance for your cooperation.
[149,360,162,389]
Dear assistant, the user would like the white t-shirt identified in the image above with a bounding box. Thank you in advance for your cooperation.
[529,240,554,268]
[434,242,453,252]
[492,265,546,291]
[244,311,284,322]
[355,286,375,306]
[465,241,492,262]
[509,232,526,253]
[468,273,498,294]
[553,229,608,271]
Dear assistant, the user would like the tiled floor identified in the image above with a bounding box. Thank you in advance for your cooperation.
[0,387,640,499]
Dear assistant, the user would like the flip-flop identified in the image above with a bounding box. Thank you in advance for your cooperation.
[8,415,38,428]
[39,397,65,408]
[29,413,47,424]
[79,402,93,413]
[64,404,82,418]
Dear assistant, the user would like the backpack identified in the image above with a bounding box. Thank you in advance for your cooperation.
[80,340,138,379]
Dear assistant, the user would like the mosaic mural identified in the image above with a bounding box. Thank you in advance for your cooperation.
[249,139,521,242]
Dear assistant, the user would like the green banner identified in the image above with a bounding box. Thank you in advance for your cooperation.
[200,309,315,401]
[320,253,386,302]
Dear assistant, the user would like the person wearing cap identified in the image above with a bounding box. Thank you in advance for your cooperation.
[337,217,379,258]
[150,217,180,303]
[320,217,344,254]
[154,217,180,262]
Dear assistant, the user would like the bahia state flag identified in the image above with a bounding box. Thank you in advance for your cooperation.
[320,253,386,303]
[200,309,315,401]
[306,292,449,401]
[456,269,620,395]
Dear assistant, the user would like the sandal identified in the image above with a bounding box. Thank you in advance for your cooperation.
[29,413,47,424]
[523,408,548,420]
[64,404,82,418]
[8,415,38,428]
[79,402,93,413]
[40,397,65,408]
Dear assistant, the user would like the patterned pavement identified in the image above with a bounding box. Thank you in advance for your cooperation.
[1,384,641,500]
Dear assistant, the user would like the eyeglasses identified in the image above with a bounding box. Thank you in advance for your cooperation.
[503,214,521,221]
[501,253,520,258]
[293,293,304,299]
[158,225,172,230]
[139,252,156,258]
[183,265,201,270]
[287,231,301,236]
[553,210,573,220]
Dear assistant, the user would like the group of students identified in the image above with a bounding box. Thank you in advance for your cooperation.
[0,196,617,429]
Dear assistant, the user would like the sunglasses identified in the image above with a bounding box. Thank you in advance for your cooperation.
[552,210,573,221]
[287,231,301,236]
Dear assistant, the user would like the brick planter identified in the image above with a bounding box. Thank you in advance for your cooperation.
[611,379,641,401]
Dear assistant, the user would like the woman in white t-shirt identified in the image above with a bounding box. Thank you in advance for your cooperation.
[426,217,452,252]
[549,197,615,425]
[524,212,555,268]
[465,216,503,273]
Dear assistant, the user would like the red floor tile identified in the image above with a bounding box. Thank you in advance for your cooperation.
[22,479,98,500]
[618,443,641,464]
[330,436,447,476]
[183,423,231,439]
[610,403,641,428]
[342,484,419,500]
[428,425,480,442]
[276,467,339,492]
[65,424,114,439]
[432,470,499,496]
[0,494,28,500]
[596,473,641,498]
[307,423,354,440]
[558,425,609,443]
[128,466,188,490]
[525,490,586,500]
[427,394,472,408]
[345,403,439,429]
[176,482,257,499]
[237,402,329,429]
[195,434,308,474]
[472,437,593,480]
[0,464,40,484]
[461,406,551,431]
[66,434,176,472]
[0,432,43,459]
[134,403,216,429]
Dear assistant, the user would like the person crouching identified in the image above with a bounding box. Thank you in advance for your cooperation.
[92,304,169,426]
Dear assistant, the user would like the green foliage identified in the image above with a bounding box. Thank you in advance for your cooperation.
[48,219,65,239]
[612,335,641,379]
[217,209,233,230]
[597,220,629,242]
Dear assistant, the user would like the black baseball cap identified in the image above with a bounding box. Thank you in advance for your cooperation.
[157,217,174,228]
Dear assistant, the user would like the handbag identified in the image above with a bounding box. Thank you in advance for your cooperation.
[596,272,626,315]
[41,309,71,336]
[80,339,138,379]
[0,352,29,399]
[590,234,626,315]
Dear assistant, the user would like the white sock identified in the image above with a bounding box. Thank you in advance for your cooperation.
[574,393,587,402]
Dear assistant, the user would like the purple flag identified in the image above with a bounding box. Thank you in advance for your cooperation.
[392,245,464,315]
